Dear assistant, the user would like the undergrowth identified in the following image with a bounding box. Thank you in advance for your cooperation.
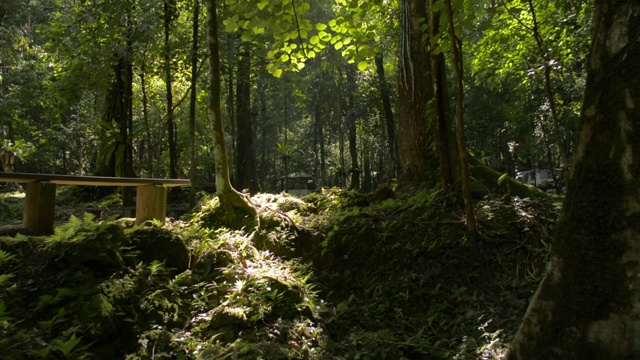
[0,187,560,359]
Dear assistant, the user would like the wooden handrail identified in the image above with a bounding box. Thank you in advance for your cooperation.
[0,172,190,234]
[0,172,190,187]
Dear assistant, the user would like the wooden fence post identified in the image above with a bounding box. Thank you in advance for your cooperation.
[135,185,167,224]
[23,182,56,234]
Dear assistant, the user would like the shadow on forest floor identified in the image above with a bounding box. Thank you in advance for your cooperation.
[0,185,560,359]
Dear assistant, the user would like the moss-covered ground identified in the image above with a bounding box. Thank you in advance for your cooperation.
[0,185,560,359]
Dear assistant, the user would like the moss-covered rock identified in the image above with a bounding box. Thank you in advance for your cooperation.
[126,225,190,272]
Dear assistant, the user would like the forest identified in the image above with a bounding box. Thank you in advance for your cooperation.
[1,0,639,359]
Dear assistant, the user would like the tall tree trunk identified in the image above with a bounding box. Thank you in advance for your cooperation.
[139,51,153,177]
[336,77,346,188]
[204,0,257,229]
[235,46,258,192]
[429,0,457,188]
[96,53,133,202]
[443,0,476,239]
[397,0,434,189]
[123,37,135,207]
[375,52,399,179]
[508,1,640,358]
[258,78,268,189]
[363,146,372,193]
[313,99,320,185]
[165,0,178,180]
[189,0,200,207]
[347,66,360,189]
[282,91,289,191]
[312,77,326,187]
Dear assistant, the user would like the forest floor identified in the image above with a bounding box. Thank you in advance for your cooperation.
[0,183,561,359]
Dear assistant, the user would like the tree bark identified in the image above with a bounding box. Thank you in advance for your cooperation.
[347,66,360,189]
[189,0,199,207]
[164,0,178,180]
[508,1,640,358]
[397,0,434,189]
[428,0,458,189]
[204,0,257,229]
[139,51,153,177]
[375,52,398,179]
[443,0,476,238]
[235,45,258,193]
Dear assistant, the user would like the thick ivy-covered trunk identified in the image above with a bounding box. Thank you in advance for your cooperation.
[397,0,434,189]
[508,1,640,358]
[95,52,134,204]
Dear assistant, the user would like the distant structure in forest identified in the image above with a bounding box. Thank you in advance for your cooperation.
[279,172,315,196]
[516,168,564,192]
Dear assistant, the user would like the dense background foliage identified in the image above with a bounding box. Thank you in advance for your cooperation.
[1,0,591,192]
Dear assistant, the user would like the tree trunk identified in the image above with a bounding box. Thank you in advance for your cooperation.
[235,45,258,193]
[164,0,178,181]
[189,0,199,207]
[443,0,476,239]
[397,0,434,189]
[205,0,257,229]
[123,37,135,207]
[347,66,360,189]
[336,75,346,188]
[363,146,372,193]
[428,0,458,189]
[139,51,153,177]
[375,52,398,179]
[508,1,640,358]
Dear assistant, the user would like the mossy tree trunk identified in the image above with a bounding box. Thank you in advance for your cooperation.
[204,0,258,230]
[508,1,640,358]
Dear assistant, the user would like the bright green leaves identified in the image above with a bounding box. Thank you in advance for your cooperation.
[222,0,324,77]
[221,0,393,77]
[257,0,269,11]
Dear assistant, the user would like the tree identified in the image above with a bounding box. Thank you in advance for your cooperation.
[234,44,258,193]
[189,0,200,207]
[374,52,399,179]
[443,0,477,238]
[204,0,257,229]
[508,0,640,358]
[396,0,435,189]
[164,0,178,180]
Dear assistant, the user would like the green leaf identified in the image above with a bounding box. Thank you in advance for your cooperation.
[273,69,283,78]
[357,61,368,71]
[257,0,268,10]
[498,173,509,185]
[316,23,327,31]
